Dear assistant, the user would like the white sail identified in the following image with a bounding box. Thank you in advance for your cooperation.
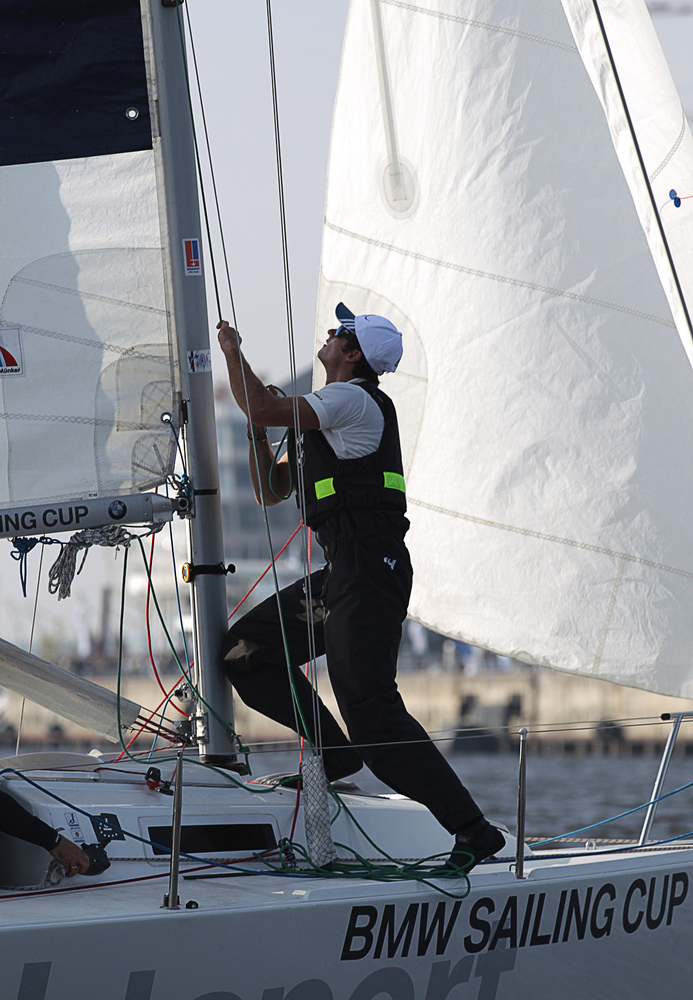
[0,2,179,509]
[317,0,693,697]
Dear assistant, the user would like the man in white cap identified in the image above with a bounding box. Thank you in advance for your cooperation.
[217,305,503,872]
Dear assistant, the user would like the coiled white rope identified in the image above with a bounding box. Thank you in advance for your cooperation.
[48,525,133,600]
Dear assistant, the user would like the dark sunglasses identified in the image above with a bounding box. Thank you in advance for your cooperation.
[336,325,359,347]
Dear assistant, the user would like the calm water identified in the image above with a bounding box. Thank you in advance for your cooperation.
[243,748,693,843]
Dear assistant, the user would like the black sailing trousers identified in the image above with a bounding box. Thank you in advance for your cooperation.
[222,509,483,835]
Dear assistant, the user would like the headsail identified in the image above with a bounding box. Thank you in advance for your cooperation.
[0,0,179,512]
[317,0,693,697]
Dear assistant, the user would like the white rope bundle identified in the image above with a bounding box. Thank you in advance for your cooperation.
[301,754,336,868]
[48,525,132,600]
[0,858,64,892]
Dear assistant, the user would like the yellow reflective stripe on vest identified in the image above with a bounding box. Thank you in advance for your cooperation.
[383,472,405,492]
[314,477,336,500]
[315,474,404,500]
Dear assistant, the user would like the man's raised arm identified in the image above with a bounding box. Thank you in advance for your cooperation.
[217,321,318,505]
[217,321,318,429]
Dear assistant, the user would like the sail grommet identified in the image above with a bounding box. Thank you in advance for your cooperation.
[181,561,235,583]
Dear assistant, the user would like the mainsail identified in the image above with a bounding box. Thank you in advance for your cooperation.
[317,0,693,697]
[0,0,179,511]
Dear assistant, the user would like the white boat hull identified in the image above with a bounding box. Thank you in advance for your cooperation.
[2,854,691,1000]
[1,757,691,1000]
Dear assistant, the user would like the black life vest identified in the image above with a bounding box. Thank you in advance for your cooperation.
[288,380,407,528]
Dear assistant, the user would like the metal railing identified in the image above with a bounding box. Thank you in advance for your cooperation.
[162,751,184,909]
[515,728,528,879]
[638,711,693,845]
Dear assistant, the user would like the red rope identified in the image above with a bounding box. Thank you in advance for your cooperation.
[116,526,305,761]
[113,678,184,760]
[228,522,302,618]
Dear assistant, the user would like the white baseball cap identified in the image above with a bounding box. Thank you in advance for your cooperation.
[335,302,403,375]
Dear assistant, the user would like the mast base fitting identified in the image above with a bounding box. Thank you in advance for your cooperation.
[181,561,236,583]
[199,753,249,775]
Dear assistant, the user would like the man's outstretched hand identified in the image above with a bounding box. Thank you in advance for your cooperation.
[218,320,241,355]
[50,835,90,877]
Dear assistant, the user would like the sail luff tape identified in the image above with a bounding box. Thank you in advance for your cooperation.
[0,637,141,743]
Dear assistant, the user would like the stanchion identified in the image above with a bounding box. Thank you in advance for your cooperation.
[162,750,184,909]
[516,728,527,880]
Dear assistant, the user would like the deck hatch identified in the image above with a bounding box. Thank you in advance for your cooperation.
[148,822,277,856]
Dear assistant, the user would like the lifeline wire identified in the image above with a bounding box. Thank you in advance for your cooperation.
[9,761,693,900]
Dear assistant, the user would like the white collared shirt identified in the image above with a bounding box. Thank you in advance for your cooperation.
[303,379,384,459]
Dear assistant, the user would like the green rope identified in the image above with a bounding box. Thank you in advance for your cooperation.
[114,552,471,898]
[256,838,473,900]
[265,385,294,500]
[135,538,249,759]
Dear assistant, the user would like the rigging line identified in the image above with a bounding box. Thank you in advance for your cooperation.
[591,0,693,344]
[145,529,188,717]
[172,0,224,321]
[147,691,178,759]
[172,0,307,751]
[135,537,242,741]
[265,0,324,755]
[532,777,693,846]
[223,342,306,744]
[165,485,192,678]
[113,681,184,761]
[182,0,238,327]
[15,541,46,756]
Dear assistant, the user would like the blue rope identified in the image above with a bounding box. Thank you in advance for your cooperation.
[9,536,59,597]
[533,778,693,846]
[0,767,312,879]
[147,692,177,760]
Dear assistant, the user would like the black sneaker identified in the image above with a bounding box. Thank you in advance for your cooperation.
[437,821,506,876]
